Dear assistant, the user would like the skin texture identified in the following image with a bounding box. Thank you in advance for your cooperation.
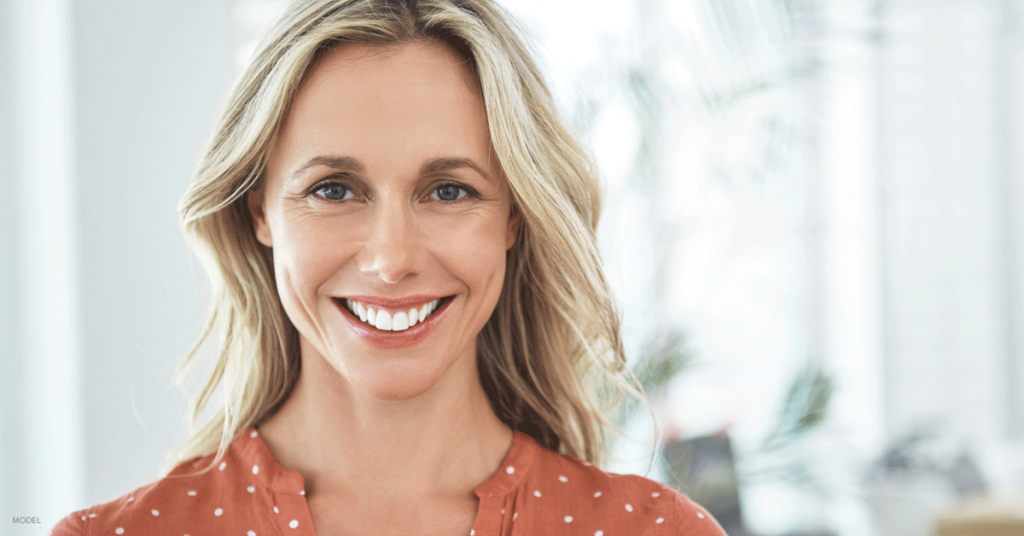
[249,42,520,535]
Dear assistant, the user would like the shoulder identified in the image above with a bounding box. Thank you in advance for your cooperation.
[523,441,727,535]
[48,471,188,536]
[49,430,283,536]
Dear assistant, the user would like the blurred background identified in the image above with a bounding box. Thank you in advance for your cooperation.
[2,0,1024,535]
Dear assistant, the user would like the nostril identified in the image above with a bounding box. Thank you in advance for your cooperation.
[377,271,405,285]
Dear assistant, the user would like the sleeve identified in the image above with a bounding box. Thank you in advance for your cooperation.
[668,491,728,536]
[48,511,87,536]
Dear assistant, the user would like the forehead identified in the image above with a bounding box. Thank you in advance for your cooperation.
[300,40,482,98]
[266,41,494,181]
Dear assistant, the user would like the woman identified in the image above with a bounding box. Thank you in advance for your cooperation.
[53,0,725,534]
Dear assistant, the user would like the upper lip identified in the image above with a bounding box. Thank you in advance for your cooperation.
[338,295,450,308]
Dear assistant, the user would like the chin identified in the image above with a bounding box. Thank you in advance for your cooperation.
[349,360,450,402]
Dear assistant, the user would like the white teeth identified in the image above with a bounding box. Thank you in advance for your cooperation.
[344,298,445,331]
[375,310,392,330]
[392,312,409,330]
[419,300,435,322]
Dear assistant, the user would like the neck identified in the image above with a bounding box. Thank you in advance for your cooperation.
[257,337,513,500]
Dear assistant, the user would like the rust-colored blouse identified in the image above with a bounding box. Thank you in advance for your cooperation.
[51,428,726,535]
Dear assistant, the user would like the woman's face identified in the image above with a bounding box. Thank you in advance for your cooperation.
[250,42,518,401]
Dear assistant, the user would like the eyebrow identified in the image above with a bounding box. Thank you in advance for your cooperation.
[289,155,494,183]
[290,155,365,181]
[420,157,494,183]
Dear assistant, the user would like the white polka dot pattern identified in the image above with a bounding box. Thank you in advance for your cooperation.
[47,427,728,536]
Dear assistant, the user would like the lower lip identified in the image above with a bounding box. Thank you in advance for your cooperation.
[335,298,452,349]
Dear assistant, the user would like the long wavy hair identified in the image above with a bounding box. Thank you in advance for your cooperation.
[170,0,647,474]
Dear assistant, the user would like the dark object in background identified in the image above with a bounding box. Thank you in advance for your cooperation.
[664,435,747,535]
[943,451,987,498]
[868,424,989,500]
[663,434,840,536]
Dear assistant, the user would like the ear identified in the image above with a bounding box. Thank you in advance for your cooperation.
[505,204,521,250]
[248,188,273,247]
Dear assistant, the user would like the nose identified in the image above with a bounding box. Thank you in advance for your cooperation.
[356,199,422,284]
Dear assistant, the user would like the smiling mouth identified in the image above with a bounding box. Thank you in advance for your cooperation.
[335,296,455,332]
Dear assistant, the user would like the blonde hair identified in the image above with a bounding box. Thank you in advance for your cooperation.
[171,0,647,473]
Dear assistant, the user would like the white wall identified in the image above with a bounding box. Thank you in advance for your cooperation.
[1,0,23,524]
[71,0,235,507]
[4,0,84,530]
[3,1,236,532]
[876,0,1024,467]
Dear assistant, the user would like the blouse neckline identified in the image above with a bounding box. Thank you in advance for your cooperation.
[235,426,538,501]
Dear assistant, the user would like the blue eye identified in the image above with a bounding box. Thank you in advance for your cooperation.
[434,184,467,201]
[314,183,351,201]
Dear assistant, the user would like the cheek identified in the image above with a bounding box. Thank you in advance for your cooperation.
[424,211,510,292]
[271,217,353,301]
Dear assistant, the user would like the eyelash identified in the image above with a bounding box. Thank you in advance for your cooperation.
[305,180,481,203]
[429,182,480,202]
[310,181,353,201]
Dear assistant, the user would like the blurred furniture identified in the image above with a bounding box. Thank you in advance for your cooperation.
[935,493,1024,536]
